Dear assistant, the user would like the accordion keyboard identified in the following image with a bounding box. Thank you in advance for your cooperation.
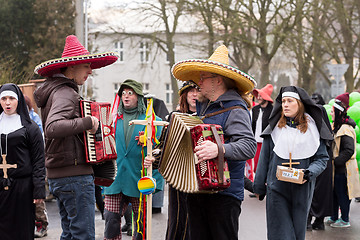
[83,101,100,163]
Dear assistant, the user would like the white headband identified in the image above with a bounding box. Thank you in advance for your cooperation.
[0,90,18,100]
[282,91,300,100]
[333,102,344,112]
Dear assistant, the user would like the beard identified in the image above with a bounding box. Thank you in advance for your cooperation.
[258,99,267,105]
[197,91,208,103]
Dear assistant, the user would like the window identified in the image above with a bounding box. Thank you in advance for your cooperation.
[165,83,172,104]
[114,41,124,62]
[140,41,150,63]
[143,83,150,95]
[144,83,149,91]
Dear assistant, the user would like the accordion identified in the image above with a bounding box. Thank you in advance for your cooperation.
[80,100,117,186]
[159,113,230,193]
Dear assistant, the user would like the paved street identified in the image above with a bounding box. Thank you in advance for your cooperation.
[42,185,360,240]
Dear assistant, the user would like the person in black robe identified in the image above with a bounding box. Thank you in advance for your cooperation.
[0,83,45,240]
[165,81,199,240]
[307,93,334,230]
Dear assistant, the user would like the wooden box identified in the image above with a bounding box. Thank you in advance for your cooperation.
[276,166,304,184]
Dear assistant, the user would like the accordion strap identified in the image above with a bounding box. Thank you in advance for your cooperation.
[201,105,245,120]
[210,125,224,184]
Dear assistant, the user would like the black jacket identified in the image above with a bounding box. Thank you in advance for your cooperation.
[251,103,273,134]
[334,119,357,174]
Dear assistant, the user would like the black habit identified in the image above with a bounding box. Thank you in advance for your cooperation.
[0,84,45,240]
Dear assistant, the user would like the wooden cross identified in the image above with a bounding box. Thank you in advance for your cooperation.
[0,154,17,190]
[129,99,168,240]
[282,153,300,168]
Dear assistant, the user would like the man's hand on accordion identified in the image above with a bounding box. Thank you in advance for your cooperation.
[194,140,221,162]
[144,155,155,169]
[88,116,99,134]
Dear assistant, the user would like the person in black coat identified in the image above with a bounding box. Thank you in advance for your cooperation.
[307,93,333,230]
[165,81,199,240]
[251,84,274,173]
[0,83,45,240]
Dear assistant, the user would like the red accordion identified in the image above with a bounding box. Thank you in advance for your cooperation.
[190,124,230,191]
[159,113,230,193]
[80,100,117,186]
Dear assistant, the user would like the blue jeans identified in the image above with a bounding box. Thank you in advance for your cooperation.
[49,175,95,240]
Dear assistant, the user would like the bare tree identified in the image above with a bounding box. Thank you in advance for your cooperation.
[186,0,218,55]
[188,0,305,88]
[119,0,186,109]
[322,0,360,91]
[284,0,332,92]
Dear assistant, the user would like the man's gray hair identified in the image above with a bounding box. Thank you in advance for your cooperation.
[221,75,237,91]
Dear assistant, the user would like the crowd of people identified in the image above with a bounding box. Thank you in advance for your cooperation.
[1,34,360,240]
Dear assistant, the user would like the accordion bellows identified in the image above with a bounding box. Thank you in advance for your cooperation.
[159,113,230,193]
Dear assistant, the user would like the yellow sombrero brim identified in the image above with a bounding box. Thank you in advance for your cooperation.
[172,59,257,94]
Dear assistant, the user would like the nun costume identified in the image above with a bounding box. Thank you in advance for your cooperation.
[0,83,45,240]
[253,86,332,240]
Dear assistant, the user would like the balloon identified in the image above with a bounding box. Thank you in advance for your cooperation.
[323,104,331,111]
[326,107,333,123]
[355,126,360,143]
[353,101,360,109]
[328,99,335,106]
[349,92,360,106]
[347,106,360,122]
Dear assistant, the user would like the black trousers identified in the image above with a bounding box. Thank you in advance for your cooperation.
[166,186,189,240]
[187,193,242,240]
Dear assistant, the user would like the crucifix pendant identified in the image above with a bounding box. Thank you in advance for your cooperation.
[0,154,17,190]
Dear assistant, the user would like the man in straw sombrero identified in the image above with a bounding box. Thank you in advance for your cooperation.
[33,35,118,239]
[172,45,257,239]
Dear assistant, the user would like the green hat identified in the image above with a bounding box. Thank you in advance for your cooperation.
[118,79,144,96]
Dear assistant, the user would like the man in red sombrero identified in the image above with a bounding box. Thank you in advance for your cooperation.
[172,45,257,240]
[247,84,274,182]
[33,35,118,239]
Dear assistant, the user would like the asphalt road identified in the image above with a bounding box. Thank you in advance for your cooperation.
[42,185,360,240]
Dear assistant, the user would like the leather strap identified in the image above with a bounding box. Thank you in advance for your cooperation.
[210,125,224,184]
[201,105,245,120]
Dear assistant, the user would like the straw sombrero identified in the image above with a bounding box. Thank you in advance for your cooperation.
[171,45,256,93]
[34,35,118,77]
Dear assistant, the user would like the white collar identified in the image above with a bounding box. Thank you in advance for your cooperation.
[0,112,23,134]
[271,113,320,160]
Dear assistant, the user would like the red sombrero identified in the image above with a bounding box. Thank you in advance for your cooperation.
[171,45,256,94]
[34,35,118,77]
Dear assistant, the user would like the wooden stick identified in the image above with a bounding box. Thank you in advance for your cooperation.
[129,99,168,240]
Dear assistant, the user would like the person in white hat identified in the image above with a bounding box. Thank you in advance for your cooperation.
[171,45,257,240]
[33,35,118,239]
